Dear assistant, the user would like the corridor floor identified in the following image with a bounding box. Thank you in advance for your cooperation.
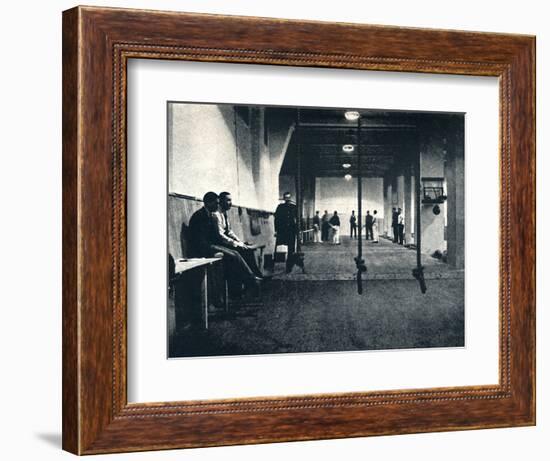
[273,235,462,281]
[169,236,465,358]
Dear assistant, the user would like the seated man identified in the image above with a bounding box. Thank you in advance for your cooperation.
[212,191,263,279]
[188,192,261,291]
[187,191,219,258]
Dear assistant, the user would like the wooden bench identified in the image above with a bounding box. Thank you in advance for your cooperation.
[171,257,227,330]
[167,194,275,331]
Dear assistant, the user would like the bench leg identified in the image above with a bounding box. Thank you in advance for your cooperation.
[201,266,208,330]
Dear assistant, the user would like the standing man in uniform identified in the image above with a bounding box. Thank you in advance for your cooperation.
[329,211,341,244]
[275,191,298,274]
[312,210,321,243]
[349,210,357,239]
[321,210,330,242]
[391,207,399,243]
[397,207,405,245]
[365,210,374,241]
[372,210,379,243]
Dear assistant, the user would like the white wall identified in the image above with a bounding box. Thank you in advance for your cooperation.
[315,177,384,231]
[1,1,547,461]
[169,103,289,211]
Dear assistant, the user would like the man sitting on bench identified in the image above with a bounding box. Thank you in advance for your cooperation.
[188,192,261,292]
[212,191,264,280]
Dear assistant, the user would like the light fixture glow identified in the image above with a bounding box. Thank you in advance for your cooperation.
[342,144,354,153]
[344,174,352,181]
[344,110,360,121]
[342,163,351,169]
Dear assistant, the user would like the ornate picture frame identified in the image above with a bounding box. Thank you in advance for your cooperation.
[62,6,535,454]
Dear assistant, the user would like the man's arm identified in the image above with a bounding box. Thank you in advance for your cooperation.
[212,212,243,247]
[274,204,282,233]
[225,222,241,243]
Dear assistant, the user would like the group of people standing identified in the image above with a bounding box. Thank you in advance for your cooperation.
[349,210,380,243]
[311,209,384,244]
[312,210,342,244]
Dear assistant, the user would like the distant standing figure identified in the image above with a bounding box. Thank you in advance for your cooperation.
[312,211,321,243]
[321,210,330,242]
[329,211,341,244]
[372,210,379,243]
[392,207,399,243]
[398,208,405,245]
[275,192,298,274]
[349,210,357,239]
[365,210,374,240]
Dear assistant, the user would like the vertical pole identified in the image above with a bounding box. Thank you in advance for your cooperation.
[202,266,209,329]
[296,144,302,253]
[357,118,362,254]
[293,110,305,273]
[412,134,427,293]
[415,149,422,268]
[355,116,366,294]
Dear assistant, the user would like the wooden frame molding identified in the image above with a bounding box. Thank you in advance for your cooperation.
[62,5,535,455]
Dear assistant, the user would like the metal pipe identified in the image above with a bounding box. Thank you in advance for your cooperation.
[296,143,302,254]
[354,116,367,294]
[412,135,427,294]
[294,111,306,273]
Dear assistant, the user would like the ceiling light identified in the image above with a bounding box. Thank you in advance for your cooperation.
[344,111,360,121]
[344,174,352,181]
[342,144,354,152]
[342,163,351,169]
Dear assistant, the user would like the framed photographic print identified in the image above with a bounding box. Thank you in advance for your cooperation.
[62,5,535,455]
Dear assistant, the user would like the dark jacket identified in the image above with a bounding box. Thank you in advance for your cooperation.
[392,210,399,226]
[274,202,297,245]
[329,215,340,226]
[187,207,217,257]
[365,214,374,226]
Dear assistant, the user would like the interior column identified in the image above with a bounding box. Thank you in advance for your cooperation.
[404,162,413,244]
[445,116,465,269]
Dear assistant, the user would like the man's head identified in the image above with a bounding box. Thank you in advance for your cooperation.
[333,211,338,215]
[203,192,219,212]
[283,191,292,203]
[316,210,319,215]
[351,210,355,215]
[219,191,232,211]
[366,210,370,215]
[392,207,396,212]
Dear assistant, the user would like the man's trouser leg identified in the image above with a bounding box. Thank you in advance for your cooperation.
[285,236,296,273]
[210,245,256,285]
[235,246,262,277]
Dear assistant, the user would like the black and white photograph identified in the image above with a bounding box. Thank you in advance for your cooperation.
[2,0,544,459]
[167,102,465,358]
